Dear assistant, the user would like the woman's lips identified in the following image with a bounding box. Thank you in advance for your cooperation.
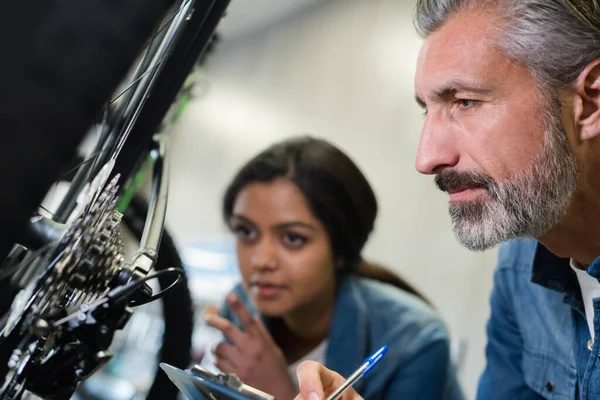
[250,283,286,299]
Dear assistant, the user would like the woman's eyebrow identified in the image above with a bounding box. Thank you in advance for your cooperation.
[230,214,255,225]
[276,221,317,231]
[231,214,317,231]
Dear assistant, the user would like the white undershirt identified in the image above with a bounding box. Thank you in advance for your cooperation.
[571,259,600,341]
[287,339,329,388]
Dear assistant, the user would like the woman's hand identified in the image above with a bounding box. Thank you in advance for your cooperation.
[293,361,363,400]
[204,293,297,400]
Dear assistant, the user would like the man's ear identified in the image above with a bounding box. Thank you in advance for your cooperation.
[573,58,600,141]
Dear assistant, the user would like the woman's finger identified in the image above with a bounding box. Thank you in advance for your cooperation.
[212,341,243,367]
[202,304,219,318]
[214,355,238,375]
[204,313,248,346]
[226,293,262,338]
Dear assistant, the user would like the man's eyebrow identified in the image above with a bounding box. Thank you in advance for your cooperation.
[416,81,494,107]
[415,79,494,109]
[434,80,493,98]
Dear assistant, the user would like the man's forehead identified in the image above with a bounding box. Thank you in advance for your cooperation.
[415,9,509,96]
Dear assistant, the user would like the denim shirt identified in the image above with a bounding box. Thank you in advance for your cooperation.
[221,275,465,400]
[476,238,600,399]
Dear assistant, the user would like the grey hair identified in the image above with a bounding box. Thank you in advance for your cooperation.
[413,0,600,90]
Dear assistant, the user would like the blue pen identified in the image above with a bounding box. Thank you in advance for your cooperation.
[326,345,388,400]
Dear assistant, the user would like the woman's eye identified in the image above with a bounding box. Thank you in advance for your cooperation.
[282,232,307,248]
[233,225,256,241]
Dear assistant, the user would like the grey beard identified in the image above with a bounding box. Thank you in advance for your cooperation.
[449,103,580,251]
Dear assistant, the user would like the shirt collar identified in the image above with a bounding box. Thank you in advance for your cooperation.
[529,242,600,312]
[531,242,577,293]
[532,242,600,289]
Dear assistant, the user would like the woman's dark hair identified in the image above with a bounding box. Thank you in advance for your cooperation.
[223,136,428,303]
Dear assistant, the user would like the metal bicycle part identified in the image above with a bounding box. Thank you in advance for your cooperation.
[0,172,127,399]
[129,134,171,277]
[0,129,173,399]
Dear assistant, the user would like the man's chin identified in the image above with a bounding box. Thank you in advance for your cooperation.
[451,222,506,252]
[455,235,501,251]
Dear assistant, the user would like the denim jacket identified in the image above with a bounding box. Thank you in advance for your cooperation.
[477,238,600,399]
[221,275,465,400]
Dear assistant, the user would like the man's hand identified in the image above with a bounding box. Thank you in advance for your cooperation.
[293,361,363,400]
[204,293,297,400]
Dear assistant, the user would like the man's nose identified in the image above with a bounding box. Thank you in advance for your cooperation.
[415,115,460,175]
[250,238,277,271]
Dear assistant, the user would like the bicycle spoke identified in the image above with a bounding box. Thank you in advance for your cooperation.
[109,60,166,105]
[109,1,185,105]
[59,150,105,181]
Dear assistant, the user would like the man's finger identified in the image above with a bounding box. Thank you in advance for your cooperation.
[296,361,348,400]
[226,293,262,337]
[204,313,248,346]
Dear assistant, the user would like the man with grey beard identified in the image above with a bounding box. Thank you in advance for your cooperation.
[292,1,600,399]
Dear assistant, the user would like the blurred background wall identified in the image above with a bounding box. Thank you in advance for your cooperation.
[166,0,498,397]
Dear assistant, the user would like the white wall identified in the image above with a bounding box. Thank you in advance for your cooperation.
[166,0,498,397]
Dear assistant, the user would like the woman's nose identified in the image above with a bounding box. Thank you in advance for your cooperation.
[249,239,278,271]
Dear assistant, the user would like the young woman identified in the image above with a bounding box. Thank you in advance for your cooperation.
[203,136,464,400]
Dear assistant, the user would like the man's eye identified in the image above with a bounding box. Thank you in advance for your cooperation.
[455,99,480,109]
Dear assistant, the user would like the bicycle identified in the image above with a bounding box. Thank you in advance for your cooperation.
[0,0,230,398]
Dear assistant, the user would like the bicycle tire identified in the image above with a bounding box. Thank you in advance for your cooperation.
[0,0,176,262]
[122,194,194,400]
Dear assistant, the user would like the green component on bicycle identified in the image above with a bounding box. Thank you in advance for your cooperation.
[117,153,154,214]
[173,95,192,123]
